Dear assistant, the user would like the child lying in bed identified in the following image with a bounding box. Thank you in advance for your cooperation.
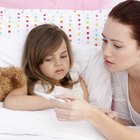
[3,24,88,110]
[3,23,117,122]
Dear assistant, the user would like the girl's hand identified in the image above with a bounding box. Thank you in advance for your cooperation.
[99,108,118,120]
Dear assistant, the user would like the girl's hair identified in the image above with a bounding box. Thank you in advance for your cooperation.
[22,24,76,93]
[109,0,140,46]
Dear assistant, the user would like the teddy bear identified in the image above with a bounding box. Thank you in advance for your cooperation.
[0,66,27,101]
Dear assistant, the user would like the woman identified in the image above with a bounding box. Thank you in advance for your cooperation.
[52,1,140,140]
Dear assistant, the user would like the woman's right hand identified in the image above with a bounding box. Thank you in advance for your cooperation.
[51,94,95,121]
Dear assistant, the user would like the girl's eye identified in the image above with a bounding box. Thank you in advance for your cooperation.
[44,58,53,62]
[60,55,68,59]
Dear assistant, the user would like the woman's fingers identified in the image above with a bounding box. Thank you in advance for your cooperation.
[55,107,83,121]
[50,99,71,109]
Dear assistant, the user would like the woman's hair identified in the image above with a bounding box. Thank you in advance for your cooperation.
[109,0,140,46]
[22,24,75,93]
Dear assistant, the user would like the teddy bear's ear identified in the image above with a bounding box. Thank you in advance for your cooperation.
[11,69,27,88]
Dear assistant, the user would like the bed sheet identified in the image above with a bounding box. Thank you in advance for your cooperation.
[0,102,106,140]
[0,134,97,140]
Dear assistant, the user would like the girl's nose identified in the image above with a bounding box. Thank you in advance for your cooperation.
[54,59,62,66]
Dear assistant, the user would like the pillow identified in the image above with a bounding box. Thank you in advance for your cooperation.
[0,103,106,140]
[71,46,112,109]
[0,0,111,10]
[0,7,109,67]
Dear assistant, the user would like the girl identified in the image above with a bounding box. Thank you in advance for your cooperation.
[4,24,88,110]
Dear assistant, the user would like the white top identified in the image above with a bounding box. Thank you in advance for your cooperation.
[112,71,140,129]
[34,71,84,98]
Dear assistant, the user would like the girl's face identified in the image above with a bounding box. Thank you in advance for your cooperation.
[102,17,140,73]
[39,39,70,84]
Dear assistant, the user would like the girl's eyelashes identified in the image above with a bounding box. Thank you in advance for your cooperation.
[60,55,68,59]
[44,58,53,62]
[44,55,68,62]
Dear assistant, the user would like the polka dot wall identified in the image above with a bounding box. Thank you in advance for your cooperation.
[0,10,3,35]
[0,8,109,48]
[68,15,72,42]
[17,12,20,32]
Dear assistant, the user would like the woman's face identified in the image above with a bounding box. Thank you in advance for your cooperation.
[102,17,140,73]
[39,39,70,85]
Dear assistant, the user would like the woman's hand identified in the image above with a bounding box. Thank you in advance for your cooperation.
[51,94,94,121]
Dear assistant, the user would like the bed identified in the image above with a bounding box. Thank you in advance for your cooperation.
[0,0,114,139]
[0,102,107,140]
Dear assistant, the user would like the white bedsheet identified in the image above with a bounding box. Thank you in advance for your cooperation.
[0,102,106,140]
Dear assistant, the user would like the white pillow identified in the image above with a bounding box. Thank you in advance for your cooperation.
[0,7,109,67]
[72,47,112,109]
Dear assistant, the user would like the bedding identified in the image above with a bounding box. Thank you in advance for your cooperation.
[0,102,106,140]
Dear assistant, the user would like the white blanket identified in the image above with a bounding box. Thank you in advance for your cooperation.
[0,103,106,140]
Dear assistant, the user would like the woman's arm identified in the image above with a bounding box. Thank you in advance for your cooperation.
[3,84,55,111]
[52,94,140,140]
